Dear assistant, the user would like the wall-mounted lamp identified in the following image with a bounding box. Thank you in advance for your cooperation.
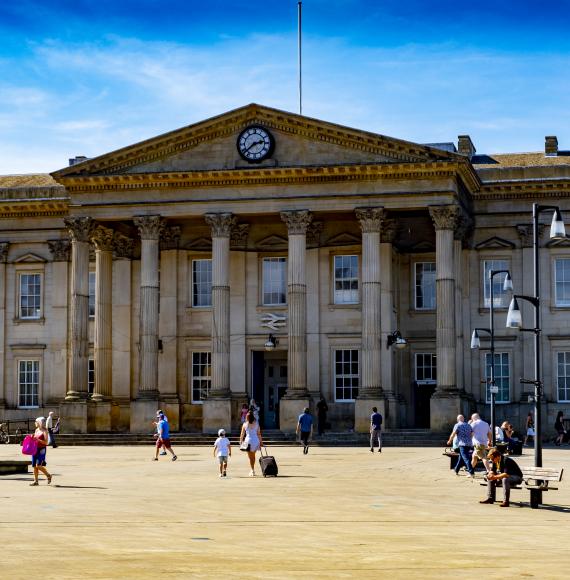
[386,330,408,350]
[264,334,278,351]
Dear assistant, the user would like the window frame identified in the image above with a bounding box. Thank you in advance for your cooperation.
[332,254,359,305]
[88,358,95,394]
[484,351,510,404]
[333,348,360,402]
[482,259,510,309]
[414,352,437,385]
[191,258,213,308]
[261,256,287,307]
[17,359,41,409]
[553,257,570,308]
[17,271,43,320]
[190,351,212,404]
[88,271,96,318]
[413,261,436,311]
[556,351,570,402]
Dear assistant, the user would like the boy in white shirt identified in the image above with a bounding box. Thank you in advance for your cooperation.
[213,428,231,477]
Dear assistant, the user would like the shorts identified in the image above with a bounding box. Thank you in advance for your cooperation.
[31,448,47,467]
[218,455,228,464]
[156,438,172,449]
[473,443,488,460]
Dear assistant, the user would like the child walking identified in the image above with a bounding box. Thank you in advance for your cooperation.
[213,429,231,477]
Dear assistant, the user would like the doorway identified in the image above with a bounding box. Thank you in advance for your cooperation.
[413,381,436,428]
[251,350,288,429]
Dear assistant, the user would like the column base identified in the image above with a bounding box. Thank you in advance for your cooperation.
[382,392,400,429]
[355,398,386,433]
[202,398,232,435]
[64,391,89,402]
[87,401,112,432]
[279,398,310,432]
[430,390,471,431]
[130,399,159,433]
[60,401,88,433]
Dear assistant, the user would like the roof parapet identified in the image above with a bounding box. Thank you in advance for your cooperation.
[458,135,476,159]
[545,136,558,157]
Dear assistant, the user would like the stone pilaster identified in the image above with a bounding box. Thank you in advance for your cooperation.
[279,210,312,431]
[354,208,385,432]
[64,217,94,402]
[0,243,8,408]
[91,226,114,403]
[428,206,470,430]
[47,239,71,262]
[134,216,163,400]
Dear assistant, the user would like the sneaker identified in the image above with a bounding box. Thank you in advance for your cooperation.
[370,448,374,453]
[249,470,255,477]
[159,451,167,456]
[378,448,382,453]
[479,498,494,504]
[223,471,227,477]
[29,481,39,486]
[172,455,177,461]
[219,474,223,478]
[47,474,52,485]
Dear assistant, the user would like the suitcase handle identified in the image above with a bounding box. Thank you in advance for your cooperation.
[259,445,269,457]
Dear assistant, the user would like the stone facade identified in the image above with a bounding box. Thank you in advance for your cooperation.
[1,104,569,434]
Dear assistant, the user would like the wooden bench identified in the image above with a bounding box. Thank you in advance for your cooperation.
[521,466,564,509]
[0,460,30,475]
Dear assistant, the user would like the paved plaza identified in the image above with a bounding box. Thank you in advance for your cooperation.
[0,443,568,579]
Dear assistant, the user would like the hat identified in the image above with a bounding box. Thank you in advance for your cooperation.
[218,429,226,437]
[304,407,310,413]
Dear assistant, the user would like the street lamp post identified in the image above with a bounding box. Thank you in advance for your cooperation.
[471,270,513,446]
[506,204,565,507]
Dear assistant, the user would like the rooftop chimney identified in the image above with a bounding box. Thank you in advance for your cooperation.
[457,135,476,159]
[69,155,88,167]
[545,136,558,156]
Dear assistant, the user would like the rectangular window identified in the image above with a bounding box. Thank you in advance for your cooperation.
[557,352,570,402]
[192,259,212,307]
[18,360,39,408]
[483,260,509,308]
[191,352,212,403]
[89,272,96,318]
[262,257,287,306]
[334,349,359,401]
[414,263,436,310]
[485,352,510,403]
[415,353,437,384]
[554,259,570,307]
[19,273,41,319]
[88,358,95,394]
[333,255,359,304]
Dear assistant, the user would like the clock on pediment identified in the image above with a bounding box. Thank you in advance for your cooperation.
[236,125,275,163]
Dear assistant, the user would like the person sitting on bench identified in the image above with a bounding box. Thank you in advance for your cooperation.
[480,447,523,508]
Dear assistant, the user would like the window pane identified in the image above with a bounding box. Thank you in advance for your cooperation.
[415,353,437,384]
[191,351,212,403]
[484,352,510,403]
[18,360,39,407]
[555,259,570,307]
[192,259,212,307]
[557,352,570,402]
[333,255,359,304]
[415,263,436,309]
[262,257,287,305]
[334,349,359,401]
[19,273,41,319]
[483,260,509,308]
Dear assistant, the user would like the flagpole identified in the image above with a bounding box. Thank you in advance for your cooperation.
[298,1,302,115]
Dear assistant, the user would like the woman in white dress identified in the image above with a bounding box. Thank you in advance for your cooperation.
[240,410,264,476]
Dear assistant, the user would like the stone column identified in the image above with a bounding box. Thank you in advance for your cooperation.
[354,207,385,432]
[62,217,93,433]
[202,213,236,433]
[131,216,163,433]
[279,210,313,431]
[429,205,469,430]
[380,218,399,427]
[0,243,8,409]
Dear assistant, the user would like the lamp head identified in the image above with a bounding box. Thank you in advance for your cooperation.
[264,334,277,351]
[506,297,522,329]
[503,272,513,292]
[470,329,481,349]
[387,330,408,350]
[550,208,566,240]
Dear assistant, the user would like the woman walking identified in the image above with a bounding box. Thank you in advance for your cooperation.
[30,417,52,486]
[240,410,264,476]
[554,411,566,446]
[523,412,535,447]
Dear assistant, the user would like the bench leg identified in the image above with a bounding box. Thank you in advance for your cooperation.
[530,489,542,509]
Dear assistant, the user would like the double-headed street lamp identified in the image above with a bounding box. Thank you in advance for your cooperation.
[505,205,565,484]
[471,269,513,446]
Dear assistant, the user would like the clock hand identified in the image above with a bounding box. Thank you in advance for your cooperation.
[245,139,264,152]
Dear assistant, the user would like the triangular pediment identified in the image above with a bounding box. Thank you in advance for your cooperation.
[546,236,570,248]
[52,104,460,179]
[256,234,288,250]
[326,232,361,246]
[409,240,435,252]
[14,252,46,263]
[475,236,516,250]
[185,237,212,251]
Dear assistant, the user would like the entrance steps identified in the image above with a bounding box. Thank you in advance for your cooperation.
[51,429,447,447]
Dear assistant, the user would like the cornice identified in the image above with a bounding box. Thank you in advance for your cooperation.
[56,161,479,194]
[477,180,570,200]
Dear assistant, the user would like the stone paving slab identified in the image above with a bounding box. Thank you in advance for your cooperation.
[0,444,568,579]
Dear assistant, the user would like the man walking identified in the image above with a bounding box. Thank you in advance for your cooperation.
[296,407,313,455]
[46,411,58,448]
[370,407,382,453]
[447,415,474,477]
[153,412,177,461]
[470,413,492,471]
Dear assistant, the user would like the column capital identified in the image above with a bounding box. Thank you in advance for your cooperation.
[516,224,545,248]
[48,239,70,262]
[134,215,165,240]
[454,213,473,244]
[205,213,237,238]
[280,210,313,234]
[160,226,181,250]
[0,242,10,263]
[429,205,462,231]
[230,223,250,248]
[113,233,135,259]
[307,221,323,247]
[355,207,384,233]
[91,226,115,252]
[380,218,398,244]
[64,216,94,242]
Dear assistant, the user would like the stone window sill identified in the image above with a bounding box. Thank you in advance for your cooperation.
[13,317,45,325]
[256,305,287,312]
[478,307,508,315]
[328,303,360,311]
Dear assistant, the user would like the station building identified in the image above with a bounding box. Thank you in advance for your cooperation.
[1,104,569,434]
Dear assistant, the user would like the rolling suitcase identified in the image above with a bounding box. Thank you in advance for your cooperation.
[259,446,278,477]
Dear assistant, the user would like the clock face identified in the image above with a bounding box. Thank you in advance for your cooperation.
[237,126,275,162]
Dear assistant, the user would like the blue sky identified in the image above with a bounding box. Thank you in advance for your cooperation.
[1,0,570,173]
